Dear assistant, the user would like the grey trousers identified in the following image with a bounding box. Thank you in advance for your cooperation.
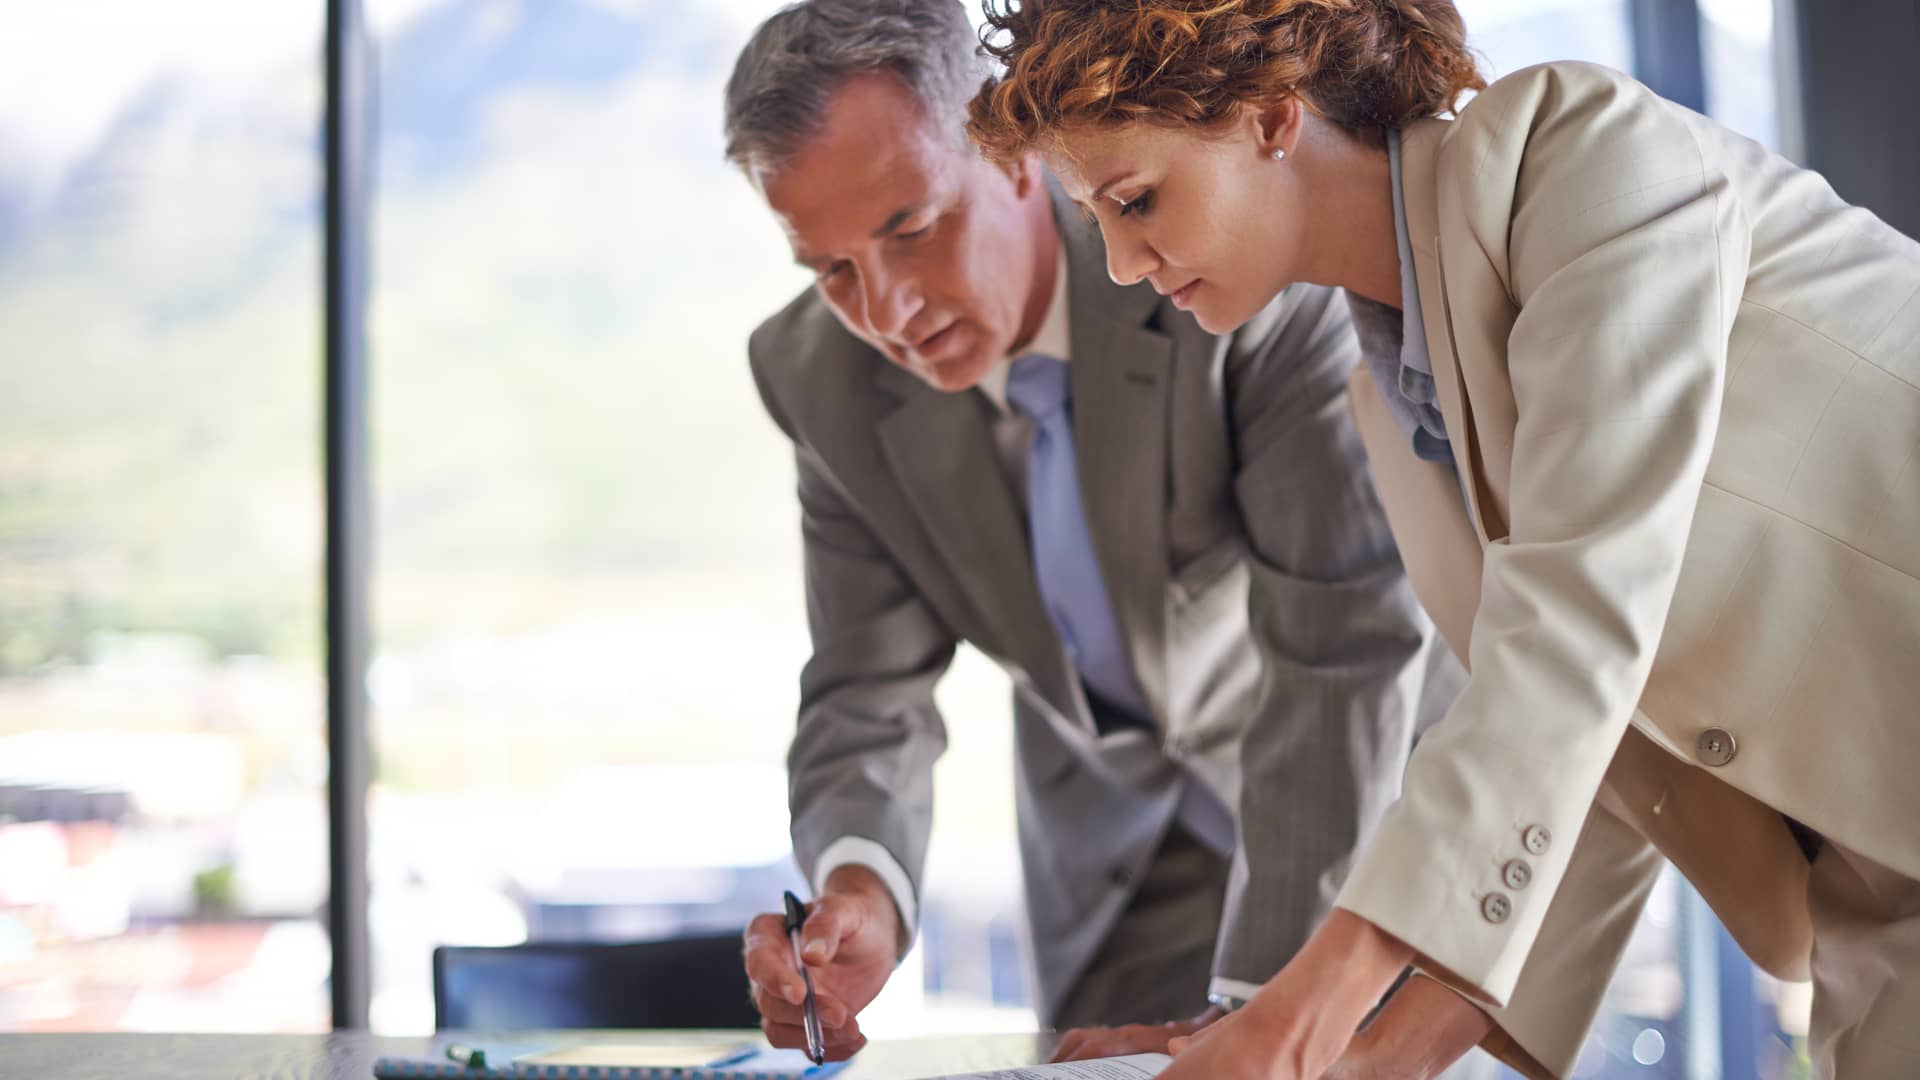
[1051,824,1230,1029]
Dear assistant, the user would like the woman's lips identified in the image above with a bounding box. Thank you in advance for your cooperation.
[1169,280,1200,310]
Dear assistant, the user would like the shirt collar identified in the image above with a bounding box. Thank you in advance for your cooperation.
[1388,127,1432,380]
[977,245,1071,415]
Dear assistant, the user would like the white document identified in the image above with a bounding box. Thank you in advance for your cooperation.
[919,1053,1171,1079]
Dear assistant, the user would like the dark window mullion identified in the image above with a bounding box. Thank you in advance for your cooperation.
[1629,0,1708,113]
[324,0,373,1032]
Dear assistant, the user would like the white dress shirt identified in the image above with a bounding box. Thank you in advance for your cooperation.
[814,248,1241,1005]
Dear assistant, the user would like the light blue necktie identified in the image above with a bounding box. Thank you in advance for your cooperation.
[1006,354,1151,730]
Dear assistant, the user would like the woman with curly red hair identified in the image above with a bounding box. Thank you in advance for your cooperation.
[971,2,1920,1078]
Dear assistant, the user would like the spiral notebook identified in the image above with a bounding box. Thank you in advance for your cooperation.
[371,1037,848,1079]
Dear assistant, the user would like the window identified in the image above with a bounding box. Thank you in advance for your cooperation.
[3,2,1810,1068]
[361,0,1028,1034]
[1457,0,1635,79]
[0,4,326,1032]
[1700,0,1782,147]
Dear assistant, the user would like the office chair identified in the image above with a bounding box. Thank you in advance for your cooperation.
[432,933,760,1030]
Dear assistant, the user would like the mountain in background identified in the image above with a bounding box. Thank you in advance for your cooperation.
[377,0,728,185]
[0,0,1779,671]
[0,0,805,670]
[0,0,748,263]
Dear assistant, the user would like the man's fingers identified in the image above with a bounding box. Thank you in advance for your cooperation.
[1051,1025,1171,1062]
[760,1017,868,1061]
[1047,1030,1085,1063]
[751,985,805,1026]
[751,984,854,1030]
[817,991,855,1028]
[761,1016,803,1050]
[798,895,861,965]
[1167,1023,1217,1056]
[742,916,806,1005]
[824,1034,869,1063]
[762,1015,855,1044]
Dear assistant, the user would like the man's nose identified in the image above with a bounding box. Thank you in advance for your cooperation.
[1103,228,1160,288]
[862,261,922,339]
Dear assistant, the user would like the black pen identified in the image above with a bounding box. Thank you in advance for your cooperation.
[782,889,826,1065]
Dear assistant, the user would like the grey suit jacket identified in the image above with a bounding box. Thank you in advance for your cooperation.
[748,186,1450,1023]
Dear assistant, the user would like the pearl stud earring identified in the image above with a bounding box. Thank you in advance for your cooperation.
[1271,149,1287,162]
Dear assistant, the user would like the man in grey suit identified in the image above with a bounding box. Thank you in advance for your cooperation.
[727,0,1451,1061]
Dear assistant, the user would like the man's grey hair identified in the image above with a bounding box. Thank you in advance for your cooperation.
[723,0,989,175]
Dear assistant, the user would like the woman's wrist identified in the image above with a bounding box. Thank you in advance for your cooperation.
[1232,909,1419,1073]
[1311,908,1417,1019]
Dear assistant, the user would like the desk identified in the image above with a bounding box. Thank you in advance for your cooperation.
[0,1031,1060,1079]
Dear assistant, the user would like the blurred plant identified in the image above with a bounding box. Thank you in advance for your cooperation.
[192,861,239,917]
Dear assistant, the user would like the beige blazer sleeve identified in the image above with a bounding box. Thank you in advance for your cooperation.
[1333,64,1750,1007]
[1354,359,1817,1077]
[1352,364,1660,1079]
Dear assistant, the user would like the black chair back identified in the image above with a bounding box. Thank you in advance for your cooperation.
[432,934,758,1030]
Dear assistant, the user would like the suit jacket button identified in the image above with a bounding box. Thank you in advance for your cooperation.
[1108,865,1132,887]
[1696,728,1737,767]
[1522,825,1552,856]
[1481,893,1511,924]
[1503,859,1532,890]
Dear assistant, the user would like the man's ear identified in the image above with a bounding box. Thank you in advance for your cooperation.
[1006,151,1045,198]
[1251,95,1305,160]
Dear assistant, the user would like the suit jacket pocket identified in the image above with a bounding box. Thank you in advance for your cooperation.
[1171,537,1246,603]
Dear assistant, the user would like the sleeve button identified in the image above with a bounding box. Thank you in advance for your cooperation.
[1522,825,1552,855]
[1503,859,1532,890]
[1481,892,1511,924]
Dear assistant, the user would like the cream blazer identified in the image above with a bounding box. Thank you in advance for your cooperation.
[1335,61,1920,1077]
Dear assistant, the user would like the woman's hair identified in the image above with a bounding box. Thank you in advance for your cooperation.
[967,0,1486,163]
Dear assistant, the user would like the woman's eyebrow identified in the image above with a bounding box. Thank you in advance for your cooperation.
[1089,172,1136,204]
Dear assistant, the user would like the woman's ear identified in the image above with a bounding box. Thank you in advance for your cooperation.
[1251,96,1305,161]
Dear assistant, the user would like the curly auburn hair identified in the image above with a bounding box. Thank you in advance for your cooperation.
[967,0,1486,163]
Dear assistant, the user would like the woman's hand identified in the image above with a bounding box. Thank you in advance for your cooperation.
[1326,975,1494,1080]
[1161,909,1413,1079]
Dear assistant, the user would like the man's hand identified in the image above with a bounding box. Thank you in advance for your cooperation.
[1049,1007,1224,1063]
[742,865,903,1061]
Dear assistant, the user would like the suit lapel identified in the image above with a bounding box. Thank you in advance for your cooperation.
[872,359,1082,716]
[871,185,1178,729]
[1055,186,1176,726]
[1399,119,1498,545]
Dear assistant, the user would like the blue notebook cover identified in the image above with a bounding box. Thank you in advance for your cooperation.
[372,1039,847,1080]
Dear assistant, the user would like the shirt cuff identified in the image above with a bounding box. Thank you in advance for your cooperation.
[1207,977,1267,1009]
[812,836,919,953]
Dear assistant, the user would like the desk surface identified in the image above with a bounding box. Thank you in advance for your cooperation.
[0,1030,1060,1080]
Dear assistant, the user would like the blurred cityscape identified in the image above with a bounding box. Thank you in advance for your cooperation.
[0,0,1800,1075]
